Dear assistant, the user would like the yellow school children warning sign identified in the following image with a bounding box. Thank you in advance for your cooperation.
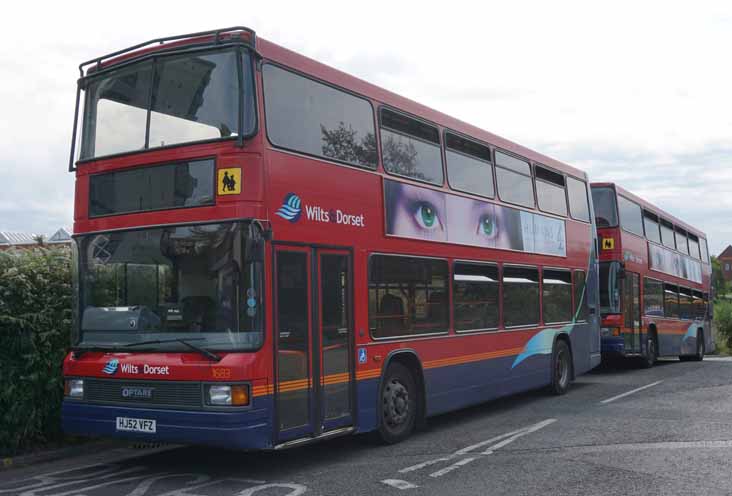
[602,238,614,250]
[218,168,241,195]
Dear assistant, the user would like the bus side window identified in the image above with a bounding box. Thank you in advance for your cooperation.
[573,270,588,321]
[502,266,539,327]
[543,269,572,323]
[380,109,443,185]
[495,151,534,208]
[369,255,448,338]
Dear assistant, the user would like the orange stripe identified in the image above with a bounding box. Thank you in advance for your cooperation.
[255,346,527,396]
[424,347,523,369]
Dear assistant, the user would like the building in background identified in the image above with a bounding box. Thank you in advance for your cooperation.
[719,245,732,282]
[0,228,72,250]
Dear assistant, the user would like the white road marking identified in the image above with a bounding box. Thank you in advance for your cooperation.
[0,463,300,496]
[398,419,556,474]
[428,457,477,478]
[386,418,556,488]
[701,356,732,361]
[600,380,663,404]
[381,479,419,490]
[427,418,557,478]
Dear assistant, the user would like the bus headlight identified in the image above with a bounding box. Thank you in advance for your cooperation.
[65,379,84,399]
[206,384,249,406]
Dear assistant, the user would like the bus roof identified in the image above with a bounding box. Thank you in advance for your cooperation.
[591,182,707,240]
[81,26,588,182]
[257,37,588,181]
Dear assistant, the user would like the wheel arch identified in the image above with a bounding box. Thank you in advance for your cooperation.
[378,349,427,430]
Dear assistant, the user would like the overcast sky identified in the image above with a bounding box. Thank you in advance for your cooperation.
[1,0,731,253]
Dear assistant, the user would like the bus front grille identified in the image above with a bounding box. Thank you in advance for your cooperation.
[82,378,203,409]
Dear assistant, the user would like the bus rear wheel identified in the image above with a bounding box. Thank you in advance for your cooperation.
[549,340,572,395]
[378,362,417,444]
[640,333,657,369]
[692,331,705,362]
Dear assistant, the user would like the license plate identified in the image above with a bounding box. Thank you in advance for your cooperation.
[116,417,156,433]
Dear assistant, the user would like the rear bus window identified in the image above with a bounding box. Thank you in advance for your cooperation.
[445,133,494,198]
[643,278,664,316]
[503,266,539,327]
[688,234,701,260]
[535,166,568,217]
[566,177,590,222]
[675,228,689,255]
[643,211,661,244]
[369,255,447,338]
[692,290,705,319]
[700,238,710,263]
[263,64,377,169]
[678,287,693,319]
[380,109,443,185]
[495,151,534,208]
[453,262,499,331]
[542,269,572,323]
[664,283,679,318]
[618,195,643,236]
[660,219,676,249]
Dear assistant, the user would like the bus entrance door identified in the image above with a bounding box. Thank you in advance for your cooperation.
[273,246,354,444]
[622,272,641,354]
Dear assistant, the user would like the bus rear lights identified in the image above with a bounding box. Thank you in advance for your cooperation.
[206,384,249,406]
[65,379,84,399]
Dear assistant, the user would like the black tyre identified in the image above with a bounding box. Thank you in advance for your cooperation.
[640,332,657,369]
[692,331,705,362]
[378,362,417,444]
[549,339,572,395]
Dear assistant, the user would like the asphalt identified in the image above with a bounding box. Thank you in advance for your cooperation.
[3,356,732,495]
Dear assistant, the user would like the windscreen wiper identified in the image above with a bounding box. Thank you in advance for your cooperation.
[125,338,221,362]
[71,346,112,359]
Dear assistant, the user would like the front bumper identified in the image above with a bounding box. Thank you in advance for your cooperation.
[62,398,273,450]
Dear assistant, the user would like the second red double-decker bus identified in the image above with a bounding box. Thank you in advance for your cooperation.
[62,27,601,449]
[591,183,712,367]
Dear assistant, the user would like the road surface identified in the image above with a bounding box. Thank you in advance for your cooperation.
[3,357,732,495]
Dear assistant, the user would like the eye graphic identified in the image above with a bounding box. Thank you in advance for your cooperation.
[477,214,498,239]
[413,202,441,231]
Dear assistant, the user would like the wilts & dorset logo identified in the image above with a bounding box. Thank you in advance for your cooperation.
[276,193,302,222]
[275,192,365,227]
[102,358,119,375]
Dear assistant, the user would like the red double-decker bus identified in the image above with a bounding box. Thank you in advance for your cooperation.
[62,27,601,449]
[590,183,712,367]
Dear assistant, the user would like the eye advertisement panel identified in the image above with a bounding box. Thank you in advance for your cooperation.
[648,243,702,283]
[384,179,566,256]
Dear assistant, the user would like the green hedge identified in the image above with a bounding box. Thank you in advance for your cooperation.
[715,299,732,352]
[0,247,72,456]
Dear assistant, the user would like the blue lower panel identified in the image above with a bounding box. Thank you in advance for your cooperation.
[62,397,273,450]
[601,336,626,355]
[356,378,379,434]
[426,355,551,417]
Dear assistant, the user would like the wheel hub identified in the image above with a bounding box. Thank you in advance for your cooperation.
[384,380,409,426]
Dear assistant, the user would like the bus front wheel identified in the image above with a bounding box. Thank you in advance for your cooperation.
[378,362,417,444]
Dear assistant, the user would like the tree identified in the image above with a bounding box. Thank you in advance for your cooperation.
[711,256,727,299]
[320,123,377,168]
